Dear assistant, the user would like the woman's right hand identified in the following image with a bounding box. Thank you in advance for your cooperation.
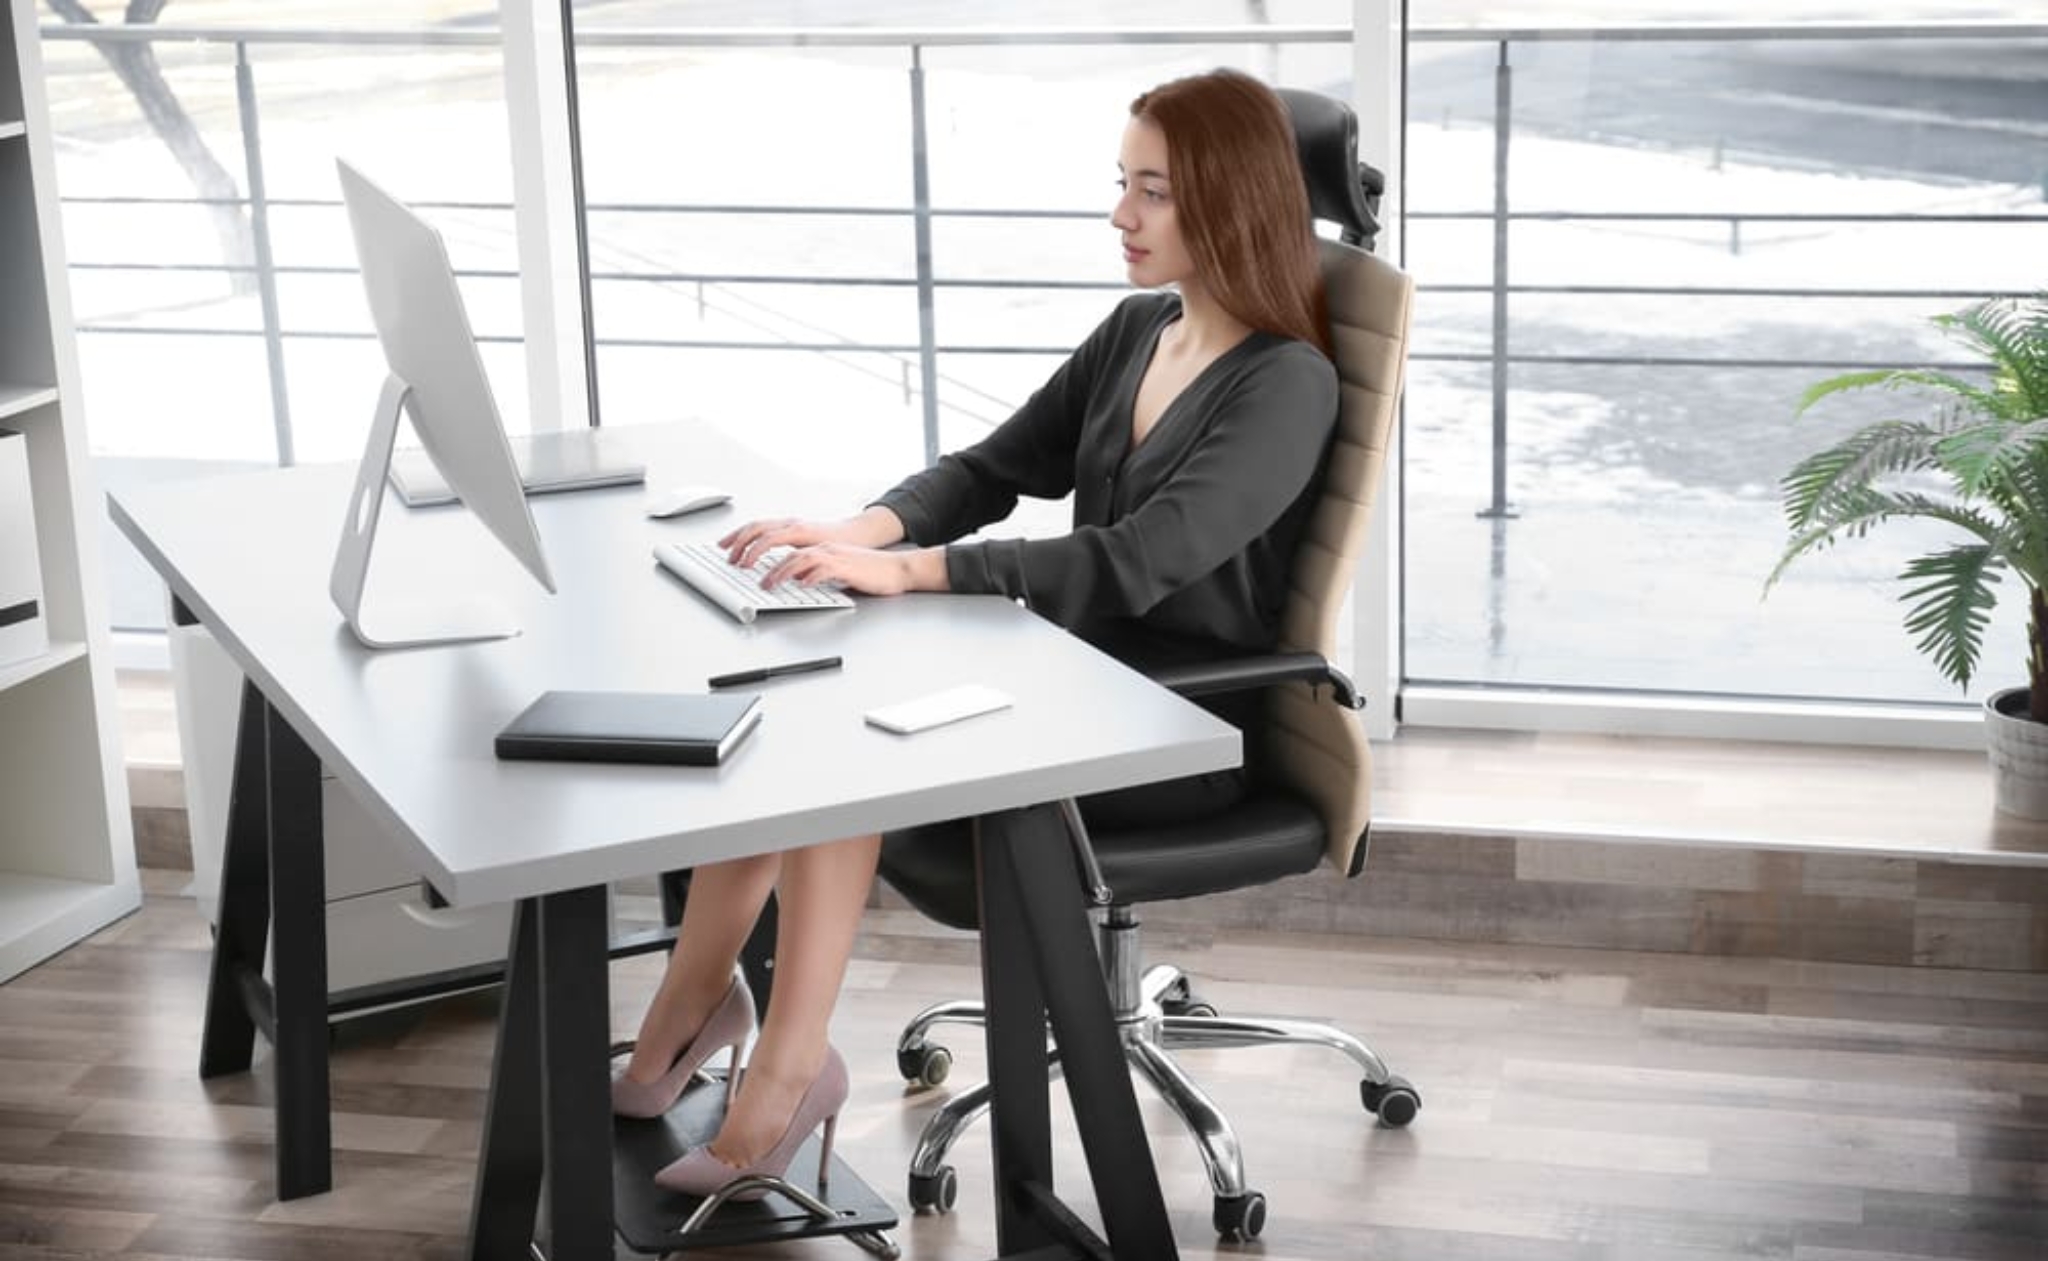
[719,506,905,569]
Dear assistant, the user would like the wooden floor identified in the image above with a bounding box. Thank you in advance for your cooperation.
[0,869,2042,1260]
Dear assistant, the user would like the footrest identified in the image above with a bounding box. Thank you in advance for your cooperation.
[612,1075,898,1255]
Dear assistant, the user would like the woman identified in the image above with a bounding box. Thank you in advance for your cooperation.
[619,66,1340,1200]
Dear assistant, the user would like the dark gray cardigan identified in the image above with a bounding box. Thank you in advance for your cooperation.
[875,292,1339,666]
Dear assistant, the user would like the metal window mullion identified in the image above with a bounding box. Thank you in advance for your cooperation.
[232,41,292,468]
[500,0,591,433]
[1352,0,1405,739]
[908,45,942,467]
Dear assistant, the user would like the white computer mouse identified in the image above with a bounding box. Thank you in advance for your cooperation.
[644,485,732,519]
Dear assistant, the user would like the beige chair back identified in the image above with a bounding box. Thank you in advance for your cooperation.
[1266,240,1414,876]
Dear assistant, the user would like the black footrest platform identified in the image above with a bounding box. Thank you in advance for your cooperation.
[612,1075,898,1255]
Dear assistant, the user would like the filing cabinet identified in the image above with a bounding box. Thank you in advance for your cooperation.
[169,621,544,995]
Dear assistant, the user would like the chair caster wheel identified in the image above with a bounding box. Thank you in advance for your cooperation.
[896,1040,952,1088]
[1212,1190,1266,1241]
[1160,981,1217,1019]
[1362,1074,1421,1127]
[907,1166,958,1214]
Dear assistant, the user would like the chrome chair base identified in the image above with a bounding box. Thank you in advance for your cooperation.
[894,907,1419,1241]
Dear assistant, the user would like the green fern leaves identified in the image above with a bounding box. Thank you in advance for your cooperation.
[1773,294,2048,693]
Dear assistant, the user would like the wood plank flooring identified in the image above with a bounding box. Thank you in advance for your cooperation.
[0,870,2041,1260]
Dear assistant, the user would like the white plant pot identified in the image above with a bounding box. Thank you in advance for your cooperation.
[1983,687,2048,819]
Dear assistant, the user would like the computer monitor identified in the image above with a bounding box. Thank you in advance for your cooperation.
[328,159,556,649]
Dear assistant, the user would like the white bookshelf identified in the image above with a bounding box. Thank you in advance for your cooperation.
[0,382,56,420]
[0,5,140,983]
[0,637,86,693]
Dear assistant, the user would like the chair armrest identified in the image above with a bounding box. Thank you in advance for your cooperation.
[1145,652,1365,710]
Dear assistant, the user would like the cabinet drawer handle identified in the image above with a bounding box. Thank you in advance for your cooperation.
[399,898,477,931]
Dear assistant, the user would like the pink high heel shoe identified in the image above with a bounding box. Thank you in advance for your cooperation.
[654,1044,849,1202]
[611,974,756,1119]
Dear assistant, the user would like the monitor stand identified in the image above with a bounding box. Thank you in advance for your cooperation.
[329,374,521,650]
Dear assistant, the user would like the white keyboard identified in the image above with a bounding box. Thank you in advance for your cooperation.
[654,541,855,624]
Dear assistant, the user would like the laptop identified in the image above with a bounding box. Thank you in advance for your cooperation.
[390,427,646,508]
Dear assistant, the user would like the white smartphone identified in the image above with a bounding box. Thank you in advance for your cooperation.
[865,684,1014,735]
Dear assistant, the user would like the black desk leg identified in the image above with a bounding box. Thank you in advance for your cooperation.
[978,804,1179,1260]
[975,812,1055,1255]
[198,680,273,1080]
[265,701,330,1199]
[471,887,613,1261]
[198,680,331,1200]
[470,901,542,1259]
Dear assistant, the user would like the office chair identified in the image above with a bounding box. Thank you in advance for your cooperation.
[873,88,1417,1243]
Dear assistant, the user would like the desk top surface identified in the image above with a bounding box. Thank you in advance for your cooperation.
[111,422,1239,906]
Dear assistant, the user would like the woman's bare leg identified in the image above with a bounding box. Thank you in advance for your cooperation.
[706,832,881,1163]
[622,852,781,1084]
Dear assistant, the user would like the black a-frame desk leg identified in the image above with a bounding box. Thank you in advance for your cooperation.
[976,802,1179,1260]
[197,677,332,1200]
[469,886,613,1261]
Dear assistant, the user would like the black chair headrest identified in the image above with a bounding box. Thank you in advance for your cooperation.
[1276,87,1386,253]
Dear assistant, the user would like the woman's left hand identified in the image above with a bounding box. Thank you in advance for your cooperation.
[758,544,934,597]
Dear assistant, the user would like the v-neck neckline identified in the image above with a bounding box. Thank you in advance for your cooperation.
[1125,303,1259,459]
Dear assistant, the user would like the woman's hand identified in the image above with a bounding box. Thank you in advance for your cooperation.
[720,506,904,569]
[758,544,949,598]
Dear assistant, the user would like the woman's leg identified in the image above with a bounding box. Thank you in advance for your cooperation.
[706,831,881,1163]
[622,851,782,1084]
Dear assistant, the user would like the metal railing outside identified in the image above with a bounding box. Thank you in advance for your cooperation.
[40,19,2048,494]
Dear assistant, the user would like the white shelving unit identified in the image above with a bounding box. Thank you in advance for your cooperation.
[0,4,140,983]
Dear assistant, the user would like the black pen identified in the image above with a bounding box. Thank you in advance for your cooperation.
[707,655,843,689]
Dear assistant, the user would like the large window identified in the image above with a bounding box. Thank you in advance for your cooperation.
[1400,9,2048,709]
[39,3,515,634]
[35,2,2048,740]
[564,3,1355,506]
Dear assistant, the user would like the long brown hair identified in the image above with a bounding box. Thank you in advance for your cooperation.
[1130,68,1329,358]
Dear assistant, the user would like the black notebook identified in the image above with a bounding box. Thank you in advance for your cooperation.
[494,690,763,766]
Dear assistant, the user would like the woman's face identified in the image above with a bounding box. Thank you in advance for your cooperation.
[1111,116,1193,290]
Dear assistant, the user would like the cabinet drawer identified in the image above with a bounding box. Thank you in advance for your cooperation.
[322,774,420,901]
[173,622,429,912]
[323,884,514,994]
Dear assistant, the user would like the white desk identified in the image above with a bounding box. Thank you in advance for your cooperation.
[110,421,1239,1260]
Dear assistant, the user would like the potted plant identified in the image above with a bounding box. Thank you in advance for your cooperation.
[1770,293,2048,816]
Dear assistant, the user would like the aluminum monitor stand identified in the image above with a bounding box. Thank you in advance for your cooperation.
[329,374,520,650]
